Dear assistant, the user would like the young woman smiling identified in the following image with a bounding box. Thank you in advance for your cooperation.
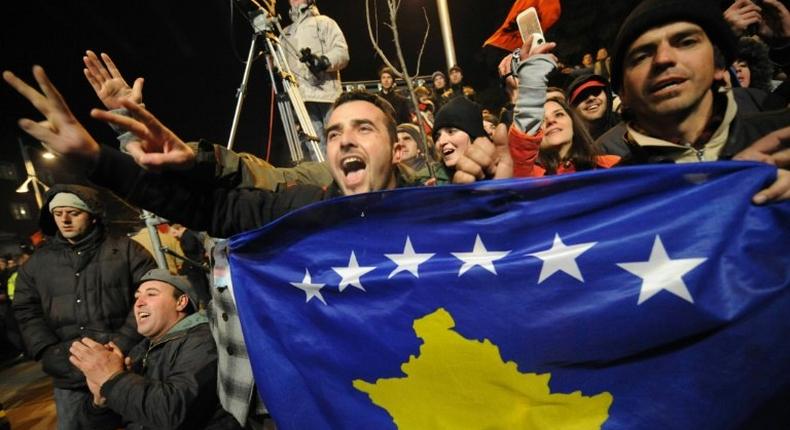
[507,37,620,177]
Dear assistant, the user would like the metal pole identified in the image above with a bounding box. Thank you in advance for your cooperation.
[227,33,260,150]
[141,210,169,270]
[435,0,457,70]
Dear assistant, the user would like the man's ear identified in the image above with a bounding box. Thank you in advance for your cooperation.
[176,294,189,312]
[392,141,405,164]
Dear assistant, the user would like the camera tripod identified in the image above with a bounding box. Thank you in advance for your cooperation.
[226,7,323,162]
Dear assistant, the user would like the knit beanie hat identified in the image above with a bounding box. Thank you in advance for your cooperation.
[49,192,94,214]
[397,123,424,146]
[139,268,199,312]
[610,0,736,90]
[431,71,447,83]
[432,96,487,141]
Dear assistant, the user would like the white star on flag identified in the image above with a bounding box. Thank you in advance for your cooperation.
[290,269,327,305]
[385,236,434,279]
[528,233,597,283]
[451,234,510,276]
[617,235,706,305]
[332,251,375,292]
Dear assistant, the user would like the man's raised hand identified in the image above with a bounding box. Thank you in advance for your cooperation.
[83,50,144,110]
[91,100,196,171]
[3,66,100,166]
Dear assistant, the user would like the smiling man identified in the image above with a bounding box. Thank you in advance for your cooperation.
[566,72,620,140]
[69,269,238,429]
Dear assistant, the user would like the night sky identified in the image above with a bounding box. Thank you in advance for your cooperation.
[0,0,647,243]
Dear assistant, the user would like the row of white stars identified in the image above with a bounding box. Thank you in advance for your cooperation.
[290,234,706,306]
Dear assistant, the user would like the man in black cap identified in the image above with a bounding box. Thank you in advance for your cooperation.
[69,269,238,429]
[598,0,789,203]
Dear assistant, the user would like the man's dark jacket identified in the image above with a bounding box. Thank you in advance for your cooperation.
[12,184,156,388]
[83,314,240,429]
[597,105,790,164]
[89,142,340,239]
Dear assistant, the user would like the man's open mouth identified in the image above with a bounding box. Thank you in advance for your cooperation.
[341,156,367,185]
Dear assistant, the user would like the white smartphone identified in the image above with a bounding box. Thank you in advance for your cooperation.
[516,7,545,51]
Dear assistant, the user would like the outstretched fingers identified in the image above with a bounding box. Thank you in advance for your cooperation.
[3,69,52,116]
[119,99,169,136]
[91,108,152,142]
[32,66,73,117]
[17,118,58,143]
[101,52,124,79]
[85,50,112,82]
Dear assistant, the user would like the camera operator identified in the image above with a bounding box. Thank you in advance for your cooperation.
[283,0,349,161]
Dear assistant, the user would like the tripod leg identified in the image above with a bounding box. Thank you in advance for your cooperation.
[227,34,260,151]
[276,96,304,161]
[263,36,324,162]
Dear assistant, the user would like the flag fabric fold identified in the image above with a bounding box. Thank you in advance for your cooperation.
[230,162,790,430]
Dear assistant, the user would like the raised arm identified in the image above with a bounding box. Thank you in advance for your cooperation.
[507,36,556,177]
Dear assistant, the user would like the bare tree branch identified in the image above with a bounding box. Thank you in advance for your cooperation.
[373,0,380,50]
[366,0,436,180]
[365,0,402,74]
[414,8,430,77]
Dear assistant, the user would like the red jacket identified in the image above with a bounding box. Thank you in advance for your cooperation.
[509,125,620,177]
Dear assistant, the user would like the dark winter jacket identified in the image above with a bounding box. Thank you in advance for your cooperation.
[84,314,241,430]
[12,184,156,389]
[379,89,413,124]
[90,142,341,239]
[597,99,790,164]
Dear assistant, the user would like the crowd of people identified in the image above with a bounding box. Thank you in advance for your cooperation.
[2,0,789,428]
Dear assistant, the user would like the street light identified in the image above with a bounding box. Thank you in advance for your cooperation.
[16,137,54,209]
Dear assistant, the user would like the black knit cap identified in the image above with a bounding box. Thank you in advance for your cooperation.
[432,96,487,141]
[610,0,737,90]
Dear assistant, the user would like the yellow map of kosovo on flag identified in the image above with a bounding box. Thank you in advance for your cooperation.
[354,308,613,429]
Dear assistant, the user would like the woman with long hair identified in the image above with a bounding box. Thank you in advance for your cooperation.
[508,37,619,177]
[531,97,619,175]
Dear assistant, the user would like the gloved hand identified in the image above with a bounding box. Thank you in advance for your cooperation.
[299,48,331,76]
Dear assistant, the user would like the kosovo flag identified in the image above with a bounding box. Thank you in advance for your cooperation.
[229,162,790,430]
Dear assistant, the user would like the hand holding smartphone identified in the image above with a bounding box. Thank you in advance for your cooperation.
[517,7,545,51]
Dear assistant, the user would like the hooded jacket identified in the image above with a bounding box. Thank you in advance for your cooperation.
[282,5,349,104]
[12,184,157,389]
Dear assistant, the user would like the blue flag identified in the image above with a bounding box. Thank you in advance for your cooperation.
[229,162,790,430]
